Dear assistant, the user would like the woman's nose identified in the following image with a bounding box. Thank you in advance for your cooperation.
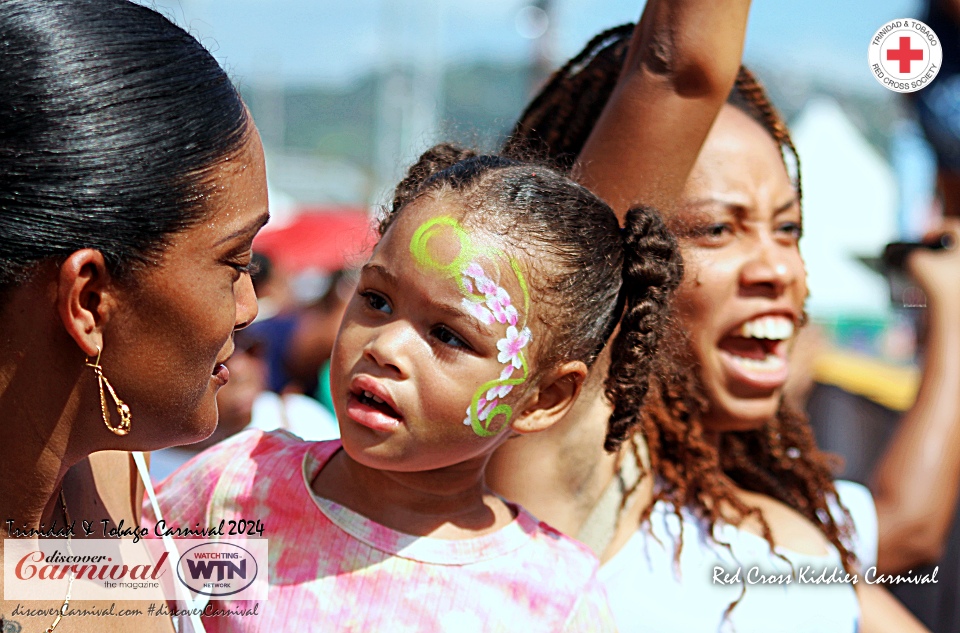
[739,240,797,298]
[235,273,259,330]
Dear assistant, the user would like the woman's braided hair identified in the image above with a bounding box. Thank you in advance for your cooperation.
[503,24,856,580]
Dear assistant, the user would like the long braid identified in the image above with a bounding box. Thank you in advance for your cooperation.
[605,206,683,451]
[731,67,803,210]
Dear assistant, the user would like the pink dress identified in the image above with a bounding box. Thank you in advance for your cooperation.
[148,430,618,632]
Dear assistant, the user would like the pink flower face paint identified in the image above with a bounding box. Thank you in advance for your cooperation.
[409,216,532,437]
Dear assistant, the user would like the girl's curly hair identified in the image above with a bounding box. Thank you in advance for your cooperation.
[381,144,682,436]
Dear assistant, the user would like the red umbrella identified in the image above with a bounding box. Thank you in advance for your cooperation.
[253,207,376,273]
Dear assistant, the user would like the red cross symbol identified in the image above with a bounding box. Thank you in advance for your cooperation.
[887,36,924,73]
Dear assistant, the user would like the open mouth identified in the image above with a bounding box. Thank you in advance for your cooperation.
[717,315,794,388]
[346,383,404,432]
[212,362,230,386]
[356,390,401,419]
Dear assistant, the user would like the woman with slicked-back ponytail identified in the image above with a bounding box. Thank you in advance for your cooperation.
[0,1,269,630]
[493,9,957,633]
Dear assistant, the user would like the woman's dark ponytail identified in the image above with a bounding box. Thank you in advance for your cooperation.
[0,0,249,294]
[604,206,683,451]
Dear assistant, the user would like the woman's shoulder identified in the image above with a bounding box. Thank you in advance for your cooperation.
[606,481,876,570]
[603,494,814,572]
[599,496,862,633]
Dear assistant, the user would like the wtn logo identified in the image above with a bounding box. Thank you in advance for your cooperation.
[185,558,247,581]
[177,542,260,597]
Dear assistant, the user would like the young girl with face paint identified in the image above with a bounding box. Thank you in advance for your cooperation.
[147,145,682,632]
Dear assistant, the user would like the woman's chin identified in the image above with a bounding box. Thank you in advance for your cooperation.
[703,392,782,433]
[173,398,221,447]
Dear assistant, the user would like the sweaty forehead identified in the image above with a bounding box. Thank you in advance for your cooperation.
[678,105,793,210]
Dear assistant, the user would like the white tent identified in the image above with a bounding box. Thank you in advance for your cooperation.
[791,97,897,318]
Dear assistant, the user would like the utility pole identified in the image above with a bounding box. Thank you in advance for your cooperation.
[373,0,443,205]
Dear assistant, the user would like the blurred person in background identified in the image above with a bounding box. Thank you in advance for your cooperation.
[290,268,356,413]
[914,0,960,218]
[248,252,296,321]
[866,220,960,633]
[242,252,304,394]
[244,253,353,405]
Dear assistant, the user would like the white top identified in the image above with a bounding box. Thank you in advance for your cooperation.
[598,480,877,633]
[245,391,340,442]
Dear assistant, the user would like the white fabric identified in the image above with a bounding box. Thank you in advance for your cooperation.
[833,480,878,570]
[245,391,340,441]
[133,451,207,633]
[598,480,877,633]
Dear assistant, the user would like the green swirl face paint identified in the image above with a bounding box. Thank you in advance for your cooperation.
[410,216,532,437]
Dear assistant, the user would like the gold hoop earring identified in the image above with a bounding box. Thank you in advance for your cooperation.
[84,346,131,436]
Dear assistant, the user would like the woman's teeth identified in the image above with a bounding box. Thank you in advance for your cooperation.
[736,316,794,341]
[727,353,786,373]
[720,316,794,374]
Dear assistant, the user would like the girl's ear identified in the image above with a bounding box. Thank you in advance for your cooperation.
[512,361,588,434]
[57,249,113,357]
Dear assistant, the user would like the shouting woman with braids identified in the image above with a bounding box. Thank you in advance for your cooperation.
[490,0,753,559]
[493,16,960,633]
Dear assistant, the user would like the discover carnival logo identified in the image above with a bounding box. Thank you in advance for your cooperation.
[4,538,268,601]
[869,18,942,93]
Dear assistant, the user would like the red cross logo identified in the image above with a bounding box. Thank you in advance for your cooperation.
[886,36,924,73]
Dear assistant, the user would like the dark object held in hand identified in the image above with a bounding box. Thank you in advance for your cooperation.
[882,233,956,271]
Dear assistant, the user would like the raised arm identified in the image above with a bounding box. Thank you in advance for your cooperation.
[489,1,752,548]
[576,0,752,217]
[857,583,931,633]
[871,220,960,573]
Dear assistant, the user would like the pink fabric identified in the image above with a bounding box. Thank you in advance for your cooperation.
[148,430,618,632]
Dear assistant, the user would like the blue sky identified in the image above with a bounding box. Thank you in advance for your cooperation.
[152,0,921,94]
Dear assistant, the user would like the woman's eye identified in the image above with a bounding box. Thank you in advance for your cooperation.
[432,326,469,349]
[705,223,732,237]
[688,223,733,244]
[361,291,392,314]
[231,261,258,275]
[227,252,260,277]
[778,222,803,239]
